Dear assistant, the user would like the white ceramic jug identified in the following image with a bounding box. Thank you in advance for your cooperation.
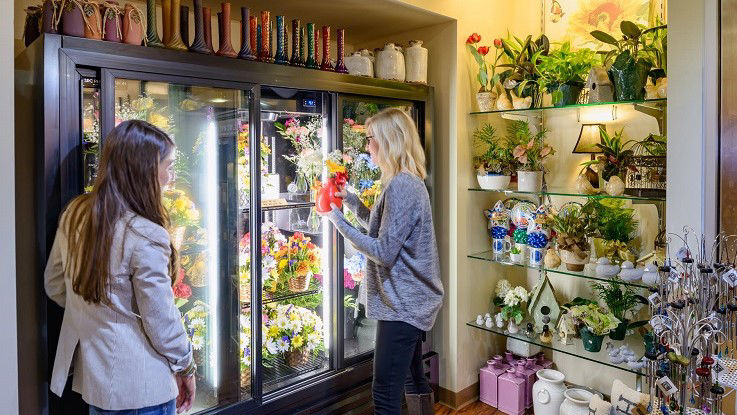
[405,40,428,84]
[560,389,594,415]
[345,49,373,77]
[533,369,566,415]
[375,43,405,81]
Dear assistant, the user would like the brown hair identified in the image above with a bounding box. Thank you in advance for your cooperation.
[63,120,177,304]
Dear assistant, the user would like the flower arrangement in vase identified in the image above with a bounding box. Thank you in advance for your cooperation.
[591,278,646,341]
[466,33,501,112]
[275,116,323,194]
[182,300,209,365]
[473,124,515,190]
[237,122,273,207]
[493,279,529,334]
[262,304,324,367]
[567,303,620,352]
[507,121,554,192]
[162,188,201,250]
[550,203,593,272]
[579,127,636,195]
[344,252,367,290]
[536,41,598,107]
[239,222,287,302]
[273,232,321,293]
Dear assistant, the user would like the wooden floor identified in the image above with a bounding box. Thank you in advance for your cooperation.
[434,401,499,414]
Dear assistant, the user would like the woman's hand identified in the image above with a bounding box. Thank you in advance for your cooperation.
[316,203,341,217]
[176,373,196,413]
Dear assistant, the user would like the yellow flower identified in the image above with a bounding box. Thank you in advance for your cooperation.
[147,113,169,130]
[292,335,304,348]
[326,159,346,174]
[278,259,288,270]
[268,326,279,337]
[174,197,188,212]
[296,262,309,277]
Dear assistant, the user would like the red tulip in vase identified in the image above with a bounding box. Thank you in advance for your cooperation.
[316,159,348,213]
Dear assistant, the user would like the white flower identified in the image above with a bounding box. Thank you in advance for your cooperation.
[265,339,279,355]
[191,335,204,351]
[496,279,512,298]
[276,337,290,352]
[504,290,520,307]
[275,316,289,329]
[513,286,529,302]
[189,318,206,329]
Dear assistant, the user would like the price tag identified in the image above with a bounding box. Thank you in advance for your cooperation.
[669,270,679,283]
[648,292,662,308]
[713,356,728,379]
[676,246,690,262]
[723,269,737,287]
[656,376,678,396]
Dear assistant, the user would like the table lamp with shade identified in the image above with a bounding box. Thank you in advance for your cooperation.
[574,123,605,187]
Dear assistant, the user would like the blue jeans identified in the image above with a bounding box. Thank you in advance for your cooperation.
[373,320,432,415]
[89,399,176,415]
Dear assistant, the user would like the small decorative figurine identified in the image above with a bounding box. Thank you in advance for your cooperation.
[557,312,576,344]
[476,314,484,325]
[540,324,552,344]
[485,201,510,254]
[642,262,659,285]
[525,322,535,338]
[595,257,620,278]
[544,248,561,268]
[496,89,513,110]
[618,261,643,282]
[510,90,532,109]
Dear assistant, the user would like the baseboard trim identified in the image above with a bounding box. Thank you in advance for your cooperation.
[437,382,478,409]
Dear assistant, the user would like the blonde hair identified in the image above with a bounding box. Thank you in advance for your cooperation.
[365,108,426,182]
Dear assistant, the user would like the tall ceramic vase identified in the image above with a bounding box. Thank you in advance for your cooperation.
[274,16,288,64]
[305,23,318,69]
[189,0,211,53]
[299,26,306,65]
[202,7,215,54]
[42,0,60,34]
[237,7,255,59]
[179,6,189,46]
[334,28,348,73]
[81,2,102,40]
[215,4,237,57]
[121,3,144,45]
[61,0,85,37]
[289,19,303,66]
[532,369,566,415]
[144,0,163,47]
[248,16,257,59]
[102,1,123,43]
[258,11,271,62]
[161,0,171,44]
[320,26,332,71]
[23,6,42,47]
[164,0,187,50]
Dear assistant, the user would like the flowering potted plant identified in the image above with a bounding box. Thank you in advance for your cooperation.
[262,304,324,367]
[507,121,554,192]
[536,41,598,106]
[493,279,529,334]
[473,124,515,190]
[550,204,593,271]
[274,232,321,293]
[466,33,499,112]
[568,303,620,352]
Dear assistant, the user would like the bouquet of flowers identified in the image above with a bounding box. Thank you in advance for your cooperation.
[273,232,321,293]
[163,188,200,228]
[172,269,192,308]
[316,151,350,213]
[344,252,367,290]
[343,118,367,154]
[239,222,287,300]
[276,117,323,185]
[262,304,324,366]
[115,95,174,134]
[237,122,272,208]
[359,180,382,209]
[182,300,208,358]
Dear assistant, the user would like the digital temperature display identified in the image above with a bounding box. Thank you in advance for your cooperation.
[302,98,317,108]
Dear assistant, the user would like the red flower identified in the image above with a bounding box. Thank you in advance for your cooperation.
[494,38,503,48]
[477,46,490,56]
[334,172,348,187]
[466,33,481,44]
[173,282,192,299]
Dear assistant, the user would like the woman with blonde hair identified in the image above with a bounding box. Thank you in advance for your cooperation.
[45,120,196,414]
[323,107,444,415]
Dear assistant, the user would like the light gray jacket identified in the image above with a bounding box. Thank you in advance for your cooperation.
[44,211,193,410]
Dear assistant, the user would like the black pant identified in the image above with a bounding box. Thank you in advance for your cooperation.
[373,320,432,414]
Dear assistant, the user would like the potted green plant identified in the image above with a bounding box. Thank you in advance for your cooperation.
[568,303,620,352]
[583,198,638,265]
[591,278,645,340]
[467,33,500,112]
[498,33,550,109]
[579,127,636,193]
[537,41,598,107]
[499,284,529,334]
[590,21,667,101]
[509,245,523,263]
[507,121,554,192]
[550,204,592,271]
[474,124,515,190]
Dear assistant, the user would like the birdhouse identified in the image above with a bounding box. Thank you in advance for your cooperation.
[527,275,560,333]
[586,66,614,103]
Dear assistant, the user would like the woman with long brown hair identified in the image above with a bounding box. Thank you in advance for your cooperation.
[44,120,196,414]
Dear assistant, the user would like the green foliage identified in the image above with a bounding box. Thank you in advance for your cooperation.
[632,133,667,157]
[641,18,667,73]
[551,203,593,252]
[506,121,554,171]
[510,246,521,254]
[537,42,599,102]
[579,127,636,181]
[591,20,667,66]
[582,198,638,243]
[498,33,550,105]
[473,124,515,175]
[344,295,358,311]
[568,303,620,336]
[467,43,490,91]
[591,278,638,320]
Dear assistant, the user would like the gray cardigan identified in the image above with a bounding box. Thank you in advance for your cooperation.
[328,172,444,331]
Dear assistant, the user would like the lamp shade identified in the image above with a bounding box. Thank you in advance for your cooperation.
[573,124,605,154]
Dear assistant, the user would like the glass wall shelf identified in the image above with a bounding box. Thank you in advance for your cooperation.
[468,250,651,289]
[468,186,665,202]
[469,98,666,116]
[467,321,645,375]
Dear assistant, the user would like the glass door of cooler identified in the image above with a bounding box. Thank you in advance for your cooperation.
[254,87,333,394]
[337,95,419,362]
[106,72,257,413]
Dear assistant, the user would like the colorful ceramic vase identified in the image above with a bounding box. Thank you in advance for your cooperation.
[42,0,60,34]
[164,0,187,50]
[269,20,274,60]
[305,23,318,69]
[274,16,288,64]
[405,39,428,84]
[248,16,257,58]
[23,6,42,46]
[320,26,333,71]
[237,7,255,59]
[121,3,144,45]
[144,0,163,47]
[289,19,303,66]
[61,0,85,37]
[335,28,348,73]
[215,3,236,57]
[479,356,509,407]
[102,1,123,43]
[161,0,171,44]
[179,6,189,46]
[189,0,210,53]
[202,7,214,53]
[259,10,271,62]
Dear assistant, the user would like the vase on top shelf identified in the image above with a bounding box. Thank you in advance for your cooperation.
[164,0,187,50]
[122,3,144,45]
[237,8,255,59]
[376,43,405,81]
[215,3,237,57]
[23,6,42,46]
[334,29,348,73]
[82,2,102,40]
[289,19,303,66]
[345,49,373,77]
[144,0,163,47]
[179,6,189,46]
[305,23,318,69]
[274,16,288,64]
[320,26,333,71]
[189,0,210,54]
[405,40,428,84]
[202,7,215,54]
[161,0,171,44]
[259,11,271,62]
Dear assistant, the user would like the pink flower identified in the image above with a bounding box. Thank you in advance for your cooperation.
[173,282,192,299]
[344,118,355,126]
[540,146,552,157]
[526,139,535,149]
[494,38,503,48]
[513,145,526,158]
[344,270,356,290]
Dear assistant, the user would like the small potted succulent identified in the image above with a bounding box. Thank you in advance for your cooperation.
[590,21,667,101]
[568,303,620,352]
[591,278,647,340]
[509,246,524,263]
[550,204,592,271]
[507,121,554,192]
[537,41,598,107]
[473,124,515,190]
